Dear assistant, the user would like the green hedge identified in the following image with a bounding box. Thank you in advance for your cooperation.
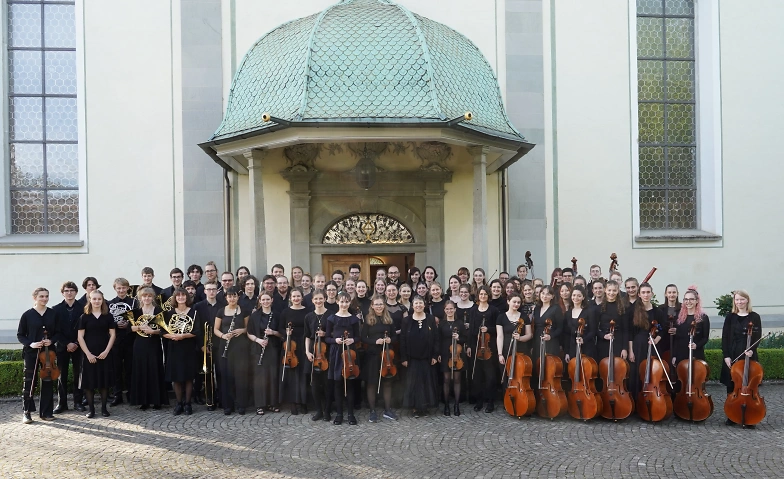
[0,360,75,397]
[702,349,784,381]
[0,350,23,362]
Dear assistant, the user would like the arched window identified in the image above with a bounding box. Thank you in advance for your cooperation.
[322,213,414,245]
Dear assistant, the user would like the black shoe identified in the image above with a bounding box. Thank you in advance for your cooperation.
[140,405,149,411]
[348,415,358,425]
[333,415,343,425]
[413,409,420,418]
[311,411,324,421]
[291,405,299,415]
[237,408,246,415]
[725,418,735,426]
[81,398,88,406]
[743,424,756,429]
[207,405,217,411]
[454,403,461,416]
[75,404,86,412]
[473,403,483,412]
[184,403,193,415]
[224,408,232,415]
[484,403,494,413]
[173,403,184,416]
[323,413,332,422]
[86,409,95,419]
[22,412,33,424]
[110,396,123,407]
[53,405,67,414]
[107,393,116,401]
[152,405,161,410]
[101,408,111,417]
[300,404,308,414]
[193,395,205,405]
[443,402,451,417]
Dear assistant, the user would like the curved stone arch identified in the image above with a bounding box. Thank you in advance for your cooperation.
[322,213,415,245]
[310,198,426,246]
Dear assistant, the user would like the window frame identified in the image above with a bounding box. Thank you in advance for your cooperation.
[1,0,86,248]
[629,0,723,247]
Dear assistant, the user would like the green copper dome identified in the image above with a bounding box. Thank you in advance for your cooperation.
[211,0,526,144]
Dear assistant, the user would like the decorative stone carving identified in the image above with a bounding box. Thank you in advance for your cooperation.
[283,144,320,168]
[415,141,452,170]
[323,213,414,245]
[347,142,388,158]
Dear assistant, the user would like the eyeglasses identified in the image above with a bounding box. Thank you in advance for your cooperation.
[683,298,697,302]
[205,269,217,273]
[205,288,218,292]
[221,279,233,283]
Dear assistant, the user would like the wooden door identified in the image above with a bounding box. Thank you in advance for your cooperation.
[321,255,371,283]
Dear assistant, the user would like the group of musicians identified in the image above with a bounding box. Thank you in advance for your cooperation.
[17,260,765,427]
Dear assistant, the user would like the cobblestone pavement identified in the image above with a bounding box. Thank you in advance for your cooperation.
[0,383,782,478]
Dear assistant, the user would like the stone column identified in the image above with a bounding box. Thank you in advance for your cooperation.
[469,146,489,269]
[244,149,268,275]
[420,169,451,276]
[281,167,318,272]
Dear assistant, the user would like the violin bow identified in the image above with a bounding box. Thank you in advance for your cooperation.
[731,332,771,364]
[648,332,674,388]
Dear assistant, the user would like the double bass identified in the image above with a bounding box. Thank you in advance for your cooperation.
[674,322,713,422]
[502,318,536,418]
[724,322,766,427]
[535,319,567,419]
[567,318,602,420]
[609,253,619,274]
[636,320,673,422]
[599,320,633,420]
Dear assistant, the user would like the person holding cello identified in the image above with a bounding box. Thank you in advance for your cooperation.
[564,286,597,365]
[17,287,58,424]
[627,283,666,397]
[721,289,763,426]
[325,291,361,425]
[496,293,534,416]
[361,296,398,422]
[671,287,710,369]
[438,300,468,416]
[596,281,630,363]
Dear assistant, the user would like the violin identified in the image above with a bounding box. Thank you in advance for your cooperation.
[475,317,492,361]
[341,330,360,394]
[636,320,673,422]
[282,322,298,370]
[38,328,60,381]
[503,318,536,418]
[535,319,568,419]
[567,318,602,420]
[571,257,578,274]
[378,331,396,392]
[609,253,618,274]
[448,326,464,379]
[674,322,713,422]
[312,325,328,372]
[599,320,633,420]
[724,321,766,427]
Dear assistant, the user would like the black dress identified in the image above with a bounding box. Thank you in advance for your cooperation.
[429,298,446,323]
[720,312,762,391]
[672,314,710,366]
[77,313,116,389]
[163,309,202,382]
[325,313,361,381]
[247,309,280,408]
[628,307,666,396]
[278,307,309,405]
[128,308,168,406]
[563,307,598,360]
[595,301,631,360]
[531,304,563,360]
[216,308,250,410]
[490,297,508,314]
[438,318,468,374]
[657,303,681,359]
[498,311,530,360]
[400,314,439,409]
[361,320,397,384]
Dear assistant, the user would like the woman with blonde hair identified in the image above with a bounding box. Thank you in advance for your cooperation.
[362,296,398,422]
[78,290,117,418]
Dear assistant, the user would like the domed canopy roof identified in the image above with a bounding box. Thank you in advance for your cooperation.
[210,0,528,146]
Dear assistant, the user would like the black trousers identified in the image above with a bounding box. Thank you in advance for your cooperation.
[55,349,83,407]
[112,336,134,396]
[311,371,330,414]
[472,358,496,404]
[23,351,54,417]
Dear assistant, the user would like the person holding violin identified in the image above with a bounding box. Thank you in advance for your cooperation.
[671,287,710,369]
[362,297,399,422]
[18,287,59,423]
[400,295,439,417]
[278,288,309,415]
[720,290,762,395]
[77,290,117,418]
[627,283,666,396]
[304,291,330,421]
[564,286,597,364]
[325,291,361,425]
[496,293,533,377]
[52,281,84,413]
[467,286,500,412]
[596,281,630,363]
[437,300,468,416]
[248,291,281,415]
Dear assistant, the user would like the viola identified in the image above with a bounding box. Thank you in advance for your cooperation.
[599,320,633,421]
[312,325,328,372]
[448,326,464,378]
[379,331,397,379]
[674,321,713,422]
[282,322,299,369]
[535,319,567,419]
[38,328,60,381]
[503,318,536,418]
[567,318,602,420]
[636,320,673,422]
[724,321,766,427]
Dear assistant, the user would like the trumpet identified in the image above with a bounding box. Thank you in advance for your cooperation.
[222,312,237,358]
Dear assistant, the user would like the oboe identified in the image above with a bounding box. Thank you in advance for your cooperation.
[221,311,237,358]
[257,312,272,366]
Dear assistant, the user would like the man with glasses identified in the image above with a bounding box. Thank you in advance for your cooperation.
[273,276,291,315]
[194,283,222,410]
[52,281,84,413]
[216,272,235,304]
[348,264,361,283]
[108,278,135,406]
[161,268,185,306]
[387,266,400,287]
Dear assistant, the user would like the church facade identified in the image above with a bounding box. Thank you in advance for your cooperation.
[1,0,782,325]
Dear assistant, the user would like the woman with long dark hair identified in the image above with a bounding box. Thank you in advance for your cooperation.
[162,288,200,415]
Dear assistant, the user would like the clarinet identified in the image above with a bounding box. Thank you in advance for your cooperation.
[257,311,272,366]
[221,311,237,358]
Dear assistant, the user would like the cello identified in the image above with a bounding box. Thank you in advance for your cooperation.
[599,320,633,421]
[378,331,396,393]
[567,318,602,420]
[535,319,567,419]
[502,318,536,418]
[724,322,766,427]
[674,322,713,422]
[38,327,60,382]
[636,320,673,422]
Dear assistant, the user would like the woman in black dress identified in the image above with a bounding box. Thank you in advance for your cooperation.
[496,293,533,386]
[531,286,563,387]
[596,281,629,362]
[399,283,412,312]
[279,288,309,414]
[304,291,330,421]
[489,279,508,313]
[362,296,398,422]
[247,292,281,415]
[563,286,597,363]
[325,292,361,425]
[721,290,762,421]
[401,296,439,417]
[354,280,372,319]
[467,286,500,412]
[662,283,682,362]
[423,266,438,289]
[77,290,116,418]
[129,287,168,410]
[17,287,58,424]
[213,287,250,415]
[324,281,340,314]
[627,283,666,396]
[429,282,446,324]
[162,288,201,416]
[671,287,710,370]
[437,301,468,416]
